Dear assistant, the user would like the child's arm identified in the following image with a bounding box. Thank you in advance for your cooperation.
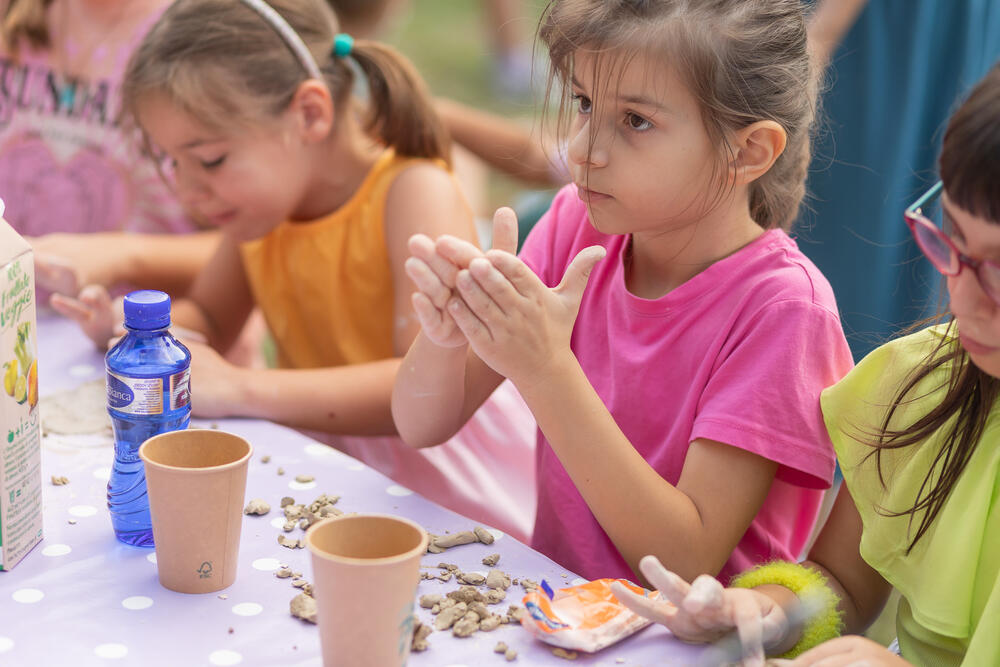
[612,483,897,663]
[436,98,565,187]
[32,231,220,297]
[444,234,783,583]
[391,208,521,446]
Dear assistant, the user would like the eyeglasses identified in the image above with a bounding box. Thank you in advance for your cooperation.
[904,181,1000,306]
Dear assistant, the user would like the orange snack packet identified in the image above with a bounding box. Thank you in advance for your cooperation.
[520,578,661,652]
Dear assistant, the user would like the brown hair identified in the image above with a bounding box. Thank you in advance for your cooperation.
[2,0,53,51]
[122,0,448,164]
[538,0,816,231]
[869,64,1000,553]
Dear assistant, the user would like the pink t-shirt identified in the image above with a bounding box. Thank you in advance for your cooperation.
[519,185,854,583]
[0,3,194,236]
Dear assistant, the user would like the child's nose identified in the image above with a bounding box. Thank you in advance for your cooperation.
[567,119,609,169]
[175,168,212,204]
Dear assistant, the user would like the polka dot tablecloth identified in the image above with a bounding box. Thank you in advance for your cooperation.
[0,315,703,666]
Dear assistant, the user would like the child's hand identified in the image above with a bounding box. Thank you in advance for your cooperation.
[611,556,788,667]
[29,234,117,294]
[789,636,910,666]
[405,208,521,348]
[182,338,242,419]
[50,285,122,350]
[445,208,605,387]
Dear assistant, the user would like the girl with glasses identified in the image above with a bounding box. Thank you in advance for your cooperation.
[612,63,1000,667]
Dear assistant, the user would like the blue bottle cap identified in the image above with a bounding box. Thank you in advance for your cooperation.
[123,290,171,330]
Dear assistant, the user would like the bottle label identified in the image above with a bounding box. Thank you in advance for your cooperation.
[107,368,190,415]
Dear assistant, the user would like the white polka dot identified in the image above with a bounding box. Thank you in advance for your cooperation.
[42,544,72,557]
[92,467,111,481]
[208,650,243,666]
[269,517,286,530]
[252,557,281,571]
[69,364,97,378]
[0,637,13,653]
[571,578,587,586]
[121,596,153,610]
[346,462,365,471]
[94,643,128,659]
[231,602,263,617]
[146,553,158,564]
[69,504,98,517]
[288,480,316,491]
[304,443,347,460]
[12,588,43,604]
[485,528,504,542]
[386,485,413,497]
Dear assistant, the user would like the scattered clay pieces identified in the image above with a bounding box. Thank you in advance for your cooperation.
[553,648,579,660]
[506,605,525,623]
[228,627,234,634]
[244,499,271,515]
[295,474,315,483]
[290,593,317,624]
[50,475,69,486]
[495,642,518,662]
[277,467,285,476]
[411,619,432,652]
[458,572,486,586]
[482,553,500,567]
[280,496,295,507]
[419,594,443,609]
[521,578,539,592]
[260,455,271,463]
[67,519,77,525]
[277,534,305,549]
[218,594,228,600]
[426,526,495,553]
[486,569,511,590]
[275,567,294,579]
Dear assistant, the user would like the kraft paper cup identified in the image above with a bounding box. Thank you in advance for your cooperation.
[305,514,429,667]
[139,429,252,594]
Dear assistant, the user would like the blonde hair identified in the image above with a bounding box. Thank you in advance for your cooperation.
[540,0,817,230]
[122,0,448,164]
[2,0,53,51]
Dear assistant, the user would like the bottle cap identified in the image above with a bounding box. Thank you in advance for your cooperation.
[123,290,171,330]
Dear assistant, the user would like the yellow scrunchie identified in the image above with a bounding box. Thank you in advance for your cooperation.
[730,561,844,658]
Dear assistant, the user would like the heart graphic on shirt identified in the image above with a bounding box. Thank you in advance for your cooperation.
[0,136,130,235]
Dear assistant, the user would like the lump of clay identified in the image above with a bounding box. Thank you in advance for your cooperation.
[243,499,270,515]
[411,620,432,652]
[482,553,500,567]
[486,569,511,590]
[290,593,317,624]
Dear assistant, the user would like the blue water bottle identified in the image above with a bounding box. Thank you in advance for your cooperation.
[105,290,191,546]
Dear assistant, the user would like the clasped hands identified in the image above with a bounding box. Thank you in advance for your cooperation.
[405,207,605,386]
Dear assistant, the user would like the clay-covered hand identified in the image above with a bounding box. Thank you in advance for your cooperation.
[29,233,123,295]
[610,556,789,667]
[406,207,519,348]
[182,338,243,419]
[789,636,911,666]
[445,207,605,387]
[50,285,123,350]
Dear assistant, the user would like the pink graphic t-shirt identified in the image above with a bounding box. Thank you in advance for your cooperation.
[519,185,854,583]
[0,3,194,237]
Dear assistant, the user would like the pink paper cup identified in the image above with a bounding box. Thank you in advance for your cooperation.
[305,514,429,667]
[139,429,252,594]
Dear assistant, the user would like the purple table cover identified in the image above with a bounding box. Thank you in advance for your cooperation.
[0,314,705,666]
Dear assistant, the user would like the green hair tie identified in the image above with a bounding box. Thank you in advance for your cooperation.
[332,33,353,59]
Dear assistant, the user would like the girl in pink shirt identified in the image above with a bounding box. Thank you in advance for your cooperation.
[393,0,853,584]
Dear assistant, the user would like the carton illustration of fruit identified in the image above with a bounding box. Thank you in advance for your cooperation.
[13,374,26,404]
[2,358,16,396]
[27,359,37,408]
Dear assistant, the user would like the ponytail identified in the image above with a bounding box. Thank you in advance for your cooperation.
[349,40,450,165]
[2,0,52,52]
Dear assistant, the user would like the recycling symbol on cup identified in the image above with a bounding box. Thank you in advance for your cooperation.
[197,561,214,579]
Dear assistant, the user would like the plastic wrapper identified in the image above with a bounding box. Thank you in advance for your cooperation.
[520,578,661,652]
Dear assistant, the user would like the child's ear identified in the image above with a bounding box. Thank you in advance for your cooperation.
[289,80,334,143]
[730,121,787,185]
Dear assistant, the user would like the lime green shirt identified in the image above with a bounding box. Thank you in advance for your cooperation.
[821,325,1000,667]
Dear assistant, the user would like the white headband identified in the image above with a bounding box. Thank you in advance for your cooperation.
[239,0,324,80]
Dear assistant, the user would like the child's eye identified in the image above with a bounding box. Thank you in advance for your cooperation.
[625,113,651,131]
[572,94,592,115]
[201,155,227,170]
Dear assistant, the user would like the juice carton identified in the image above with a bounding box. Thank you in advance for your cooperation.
[0,214,42,570]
